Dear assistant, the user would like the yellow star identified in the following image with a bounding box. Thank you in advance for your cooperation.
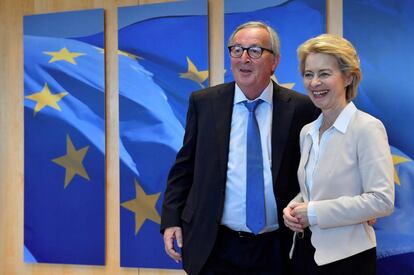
[25,83,68,116]
[43,47,85,64]
[121,179,161,235]
[392,154,412,185]
[272,75,295,89]
[180,56,208,88]
[52,135,90,188]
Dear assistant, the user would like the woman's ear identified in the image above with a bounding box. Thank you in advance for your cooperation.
[345,73,353,87]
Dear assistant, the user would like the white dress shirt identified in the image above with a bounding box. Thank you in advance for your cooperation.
[221,81,278,233]
[305,102,357,225]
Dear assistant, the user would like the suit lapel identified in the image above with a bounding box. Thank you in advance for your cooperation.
[271,83,295,182]
[211,83,235,179]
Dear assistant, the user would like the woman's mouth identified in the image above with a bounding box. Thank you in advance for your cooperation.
[312,90,328,98]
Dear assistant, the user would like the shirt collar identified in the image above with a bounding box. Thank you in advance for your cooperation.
[333,101,357,133]
[306,101,357,136]
[234,81,273,105]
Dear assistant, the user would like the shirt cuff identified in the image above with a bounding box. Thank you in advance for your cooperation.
[307,201,318,226]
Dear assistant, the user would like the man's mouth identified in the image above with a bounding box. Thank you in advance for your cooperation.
[240,68,252,73]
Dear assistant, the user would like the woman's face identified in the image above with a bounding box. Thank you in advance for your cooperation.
[303,52,351,113]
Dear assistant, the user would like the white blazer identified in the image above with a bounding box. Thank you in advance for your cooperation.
[290,105,394,265]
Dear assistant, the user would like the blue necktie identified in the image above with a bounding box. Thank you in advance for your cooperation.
[244,100,265,234]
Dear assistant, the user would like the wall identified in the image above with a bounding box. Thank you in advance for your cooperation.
[0,0,341,274]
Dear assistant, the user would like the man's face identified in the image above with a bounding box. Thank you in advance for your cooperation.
[230,27,279,98]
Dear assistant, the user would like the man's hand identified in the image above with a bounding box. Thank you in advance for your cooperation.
[163,226,183,263]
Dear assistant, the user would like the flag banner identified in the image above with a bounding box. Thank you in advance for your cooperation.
[344,1,414,273]
[224,0,326,93]
[117,0,208,268]
[375,147,414,274]
[23,9,105,265]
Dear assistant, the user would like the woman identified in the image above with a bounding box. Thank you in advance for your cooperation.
[283,34,394,275]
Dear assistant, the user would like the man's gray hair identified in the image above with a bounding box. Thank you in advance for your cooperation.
[227,21,280,56]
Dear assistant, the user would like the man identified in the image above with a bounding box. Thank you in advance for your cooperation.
[161,21,319,274]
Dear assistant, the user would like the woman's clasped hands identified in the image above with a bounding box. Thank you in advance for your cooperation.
[283,202,309,233]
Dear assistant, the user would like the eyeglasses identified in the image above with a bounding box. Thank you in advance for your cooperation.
[228,45,274,59]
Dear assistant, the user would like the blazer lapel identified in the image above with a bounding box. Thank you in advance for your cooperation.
[298,134,312,200]
[211,83,235,179]
[271,83,295,182]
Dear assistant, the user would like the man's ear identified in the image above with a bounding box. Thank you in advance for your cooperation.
[271,55,280,75]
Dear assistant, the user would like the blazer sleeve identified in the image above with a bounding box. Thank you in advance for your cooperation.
[313,118,395,229]
[288,193,304,205]
[160,93,197,232]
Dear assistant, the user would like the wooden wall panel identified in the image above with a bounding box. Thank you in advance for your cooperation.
[327,0,343,35]
[0,0,339,274]
[0,0,25,274]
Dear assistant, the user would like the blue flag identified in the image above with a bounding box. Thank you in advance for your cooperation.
[23,10,105,265]
[375,146,414,274]
[224,0,326,93]
[344,0,414,273]
[116,1,208,268]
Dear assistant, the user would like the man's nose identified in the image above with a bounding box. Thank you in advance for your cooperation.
[240,50,251,62]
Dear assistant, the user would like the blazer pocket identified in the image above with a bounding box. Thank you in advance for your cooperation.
[181,205,194,224]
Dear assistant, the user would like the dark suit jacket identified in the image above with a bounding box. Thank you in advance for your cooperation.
[161,81,319,275]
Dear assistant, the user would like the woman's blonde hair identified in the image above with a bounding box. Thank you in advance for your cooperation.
[297,34,362,102]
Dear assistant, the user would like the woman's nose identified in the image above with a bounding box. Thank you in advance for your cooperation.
[310,76,321,87]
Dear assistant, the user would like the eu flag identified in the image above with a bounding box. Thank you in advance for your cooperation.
[344,0,414,273]
[66,1,208,268]
[117,1,208,268]
[375,146,414,274]
[24,9,105,265]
